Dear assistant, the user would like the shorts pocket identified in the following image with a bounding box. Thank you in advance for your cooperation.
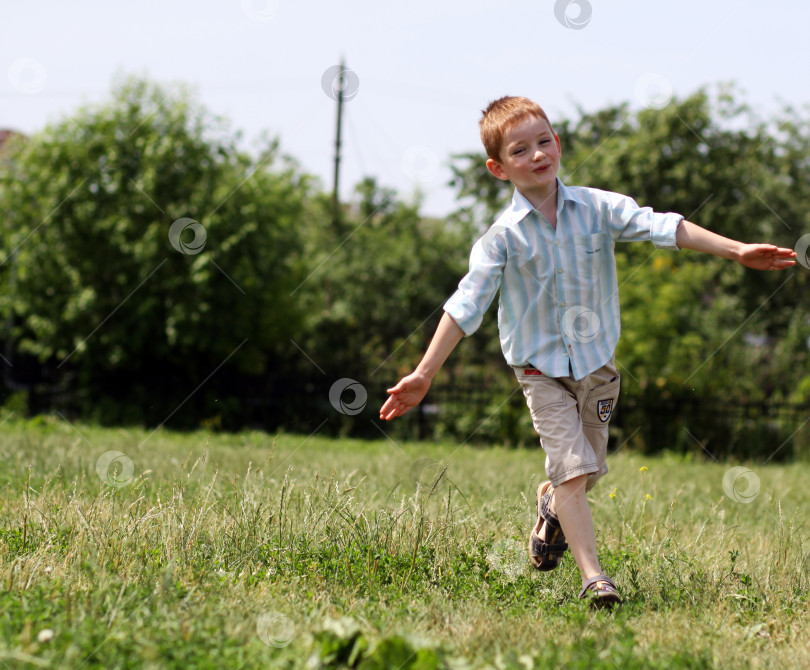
[581,376,620,427]
[516,372,567,415]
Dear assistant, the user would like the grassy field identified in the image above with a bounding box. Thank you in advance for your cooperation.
[1,414,809,669]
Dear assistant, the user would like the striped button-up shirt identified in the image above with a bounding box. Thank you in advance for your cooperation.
[444,179,683,380]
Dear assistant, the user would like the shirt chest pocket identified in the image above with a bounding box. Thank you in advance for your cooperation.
[573,233,607,279]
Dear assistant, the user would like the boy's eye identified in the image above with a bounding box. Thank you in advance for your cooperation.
[513,148,525,155]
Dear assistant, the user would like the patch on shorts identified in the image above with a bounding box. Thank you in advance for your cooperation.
[597,398,614,423]
[523,368,543,376]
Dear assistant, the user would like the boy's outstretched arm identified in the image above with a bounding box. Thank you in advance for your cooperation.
[379,312,465,421]
[675,220,796,270]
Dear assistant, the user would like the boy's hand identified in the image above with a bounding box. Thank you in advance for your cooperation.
[379,313,464,421]
[676,221,797,270]
[737,244,796,270]
[379,372,431,420]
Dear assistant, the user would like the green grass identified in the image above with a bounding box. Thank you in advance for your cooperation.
[1,414,809,668]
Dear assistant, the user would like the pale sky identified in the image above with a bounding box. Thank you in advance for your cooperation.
[2,0,809,217]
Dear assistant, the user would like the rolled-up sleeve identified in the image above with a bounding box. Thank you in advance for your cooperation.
[603,194,683,250]
[443,234,506,336]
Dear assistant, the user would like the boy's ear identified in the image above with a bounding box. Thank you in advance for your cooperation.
[486,158,509,181]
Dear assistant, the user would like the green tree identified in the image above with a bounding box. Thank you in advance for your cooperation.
[0,76,313,426]
[297,178,471,384]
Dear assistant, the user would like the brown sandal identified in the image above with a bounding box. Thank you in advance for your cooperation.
[528,481,568,571]
[578,574,622,609]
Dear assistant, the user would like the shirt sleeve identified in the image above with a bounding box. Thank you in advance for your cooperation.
[601,192,683,250]
[443,226,507,336]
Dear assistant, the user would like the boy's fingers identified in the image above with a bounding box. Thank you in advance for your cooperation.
[386,378,410,394]
[380,404,406,421]
[381,394,400,409]
[751,244,794,255]
[380,395,408,420]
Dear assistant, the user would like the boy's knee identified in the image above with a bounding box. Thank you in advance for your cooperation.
[556,473,588,492]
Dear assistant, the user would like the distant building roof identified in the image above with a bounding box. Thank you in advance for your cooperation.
[0,129,25,154]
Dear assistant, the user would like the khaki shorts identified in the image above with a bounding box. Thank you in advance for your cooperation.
[514,359,620,490]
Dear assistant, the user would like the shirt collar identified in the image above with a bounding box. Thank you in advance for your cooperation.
[506,178,587,224]
[557,179,587,206]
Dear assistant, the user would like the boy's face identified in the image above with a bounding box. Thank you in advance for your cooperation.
[486,115,561,200]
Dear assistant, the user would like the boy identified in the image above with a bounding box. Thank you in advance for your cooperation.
[378,96,796,608]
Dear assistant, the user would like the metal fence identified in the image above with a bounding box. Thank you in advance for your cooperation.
[17,371,810,462]
[250,376,810,462]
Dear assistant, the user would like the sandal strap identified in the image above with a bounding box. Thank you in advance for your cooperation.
[539,491,562,529]
[531,537,569,554]
[535,481,552,516]
[578,574,617,599]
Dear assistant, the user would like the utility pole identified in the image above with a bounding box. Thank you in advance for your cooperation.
[331,58,345,230]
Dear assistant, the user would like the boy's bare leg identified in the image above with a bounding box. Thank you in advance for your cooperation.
[549,474,603,585]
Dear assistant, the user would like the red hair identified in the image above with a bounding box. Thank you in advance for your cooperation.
[480,96,555,161]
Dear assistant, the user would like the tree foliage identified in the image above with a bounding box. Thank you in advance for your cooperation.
[0,76,312,424]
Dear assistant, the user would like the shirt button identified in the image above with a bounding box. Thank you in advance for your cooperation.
[560,302,566,307]
[557,268,563,274]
